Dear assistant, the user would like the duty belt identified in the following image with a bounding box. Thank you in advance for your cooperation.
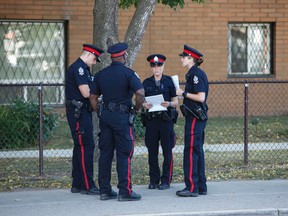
[146,111,164,119]
[103,102,130,113]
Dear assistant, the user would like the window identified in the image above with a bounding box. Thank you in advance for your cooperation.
[228,23,274,76]
[0,20,66,104]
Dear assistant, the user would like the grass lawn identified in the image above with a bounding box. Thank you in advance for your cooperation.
[45,115,288,149]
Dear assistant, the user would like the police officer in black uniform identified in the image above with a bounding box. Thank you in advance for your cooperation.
[90,42,145,201]
[142,54,178,190]
[176,45,209,197]
[65,44,103,195]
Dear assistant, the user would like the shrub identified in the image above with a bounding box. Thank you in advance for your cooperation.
[0,100,59,149]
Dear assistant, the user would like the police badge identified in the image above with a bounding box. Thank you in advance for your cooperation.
[154,56,159,62]
[78,67,84,76]
[193,76,199,84]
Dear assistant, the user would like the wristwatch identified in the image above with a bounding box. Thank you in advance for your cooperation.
[182,91,187,98]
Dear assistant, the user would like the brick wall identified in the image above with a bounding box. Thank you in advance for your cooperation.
[1,0,288,82]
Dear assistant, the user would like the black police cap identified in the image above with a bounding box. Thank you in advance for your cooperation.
[83,44,104,62]
[179,44,203,59]
[107,42,128,58]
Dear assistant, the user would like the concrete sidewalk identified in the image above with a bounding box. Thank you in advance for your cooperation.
[0,180,287,216]
[1,142,288,158]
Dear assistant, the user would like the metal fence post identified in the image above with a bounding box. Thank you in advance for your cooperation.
[244,81,249,165]
[38,83,44,176]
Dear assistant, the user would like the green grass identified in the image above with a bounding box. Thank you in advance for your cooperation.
[205,115,288,144]
[45,120,73,149]
[45,115,288,149]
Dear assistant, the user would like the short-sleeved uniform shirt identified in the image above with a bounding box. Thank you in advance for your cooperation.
[143,75,176,101]
[65,58,94,102]
[91,61,143,106]
[183,65,209,109]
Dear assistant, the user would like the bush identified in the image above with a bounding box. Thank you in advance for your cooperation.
[0,100,59,149]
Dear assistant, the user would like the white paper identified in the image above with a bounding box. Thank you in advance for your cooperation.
[145,94,167,112]
[171,75,179,89]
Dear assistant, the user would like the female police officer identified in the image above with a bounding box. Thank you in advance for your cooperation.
[65,44,103,195]
[176,45,209,197]
[142,54,178,190]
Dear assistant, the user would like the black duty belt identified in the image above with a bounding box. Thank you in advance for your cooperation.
[103,102,130,113]
[146,111,164,119]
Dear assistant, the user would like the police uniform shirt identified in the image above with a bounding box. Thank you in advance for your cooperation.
[143,75,177,101]
[183,65,209,108]
[91,61,143,106]
[65,58,93,101]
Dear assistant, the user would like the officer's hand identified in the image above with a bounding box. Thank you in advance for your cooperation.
[161,101,170,108]
[143,103,153,109]
[176,88,184,96]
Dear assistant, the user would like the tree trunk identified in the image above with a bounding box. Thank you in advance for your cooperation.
[125,0,157,68]
[93,0,119,71]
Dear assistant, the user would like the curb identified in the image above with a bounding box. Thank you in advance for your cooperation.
[116,208,288,216]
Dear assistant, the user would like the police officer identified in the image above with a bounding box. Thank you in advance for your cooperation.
[90,42,145,201]
[65,44,103,195]
[142,54,178,190]
[176,45,209,197]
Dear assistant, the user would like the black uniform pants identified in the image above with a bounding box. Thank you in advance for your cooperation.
[98,110,135,195]
[66,108,96,190]
[183,116,207,193]
[145,118,175,185]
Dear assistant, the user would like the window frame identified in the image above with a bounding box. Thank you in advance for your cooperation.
[0,20,67,105]
[227,22,274,78]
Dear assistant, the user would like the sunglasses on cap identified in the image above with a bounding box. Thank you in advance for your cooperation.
[150,63,163,67]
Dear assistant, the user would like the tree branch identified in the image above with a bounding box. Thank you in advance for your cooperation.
[124,0,157,68]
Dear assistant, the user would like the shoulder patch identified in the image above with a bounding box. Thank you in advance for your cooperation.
[193,75,199,84]
[78,67,84,76]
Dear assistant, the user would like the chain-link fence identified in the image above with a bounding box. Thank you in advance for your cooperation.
[0,80,288,189]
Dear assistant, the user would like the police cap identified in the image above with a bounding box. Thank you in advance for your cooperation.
[107,42,128,58]
[179,44,203,59]
[83,44,104,62]
[146,54,166,67]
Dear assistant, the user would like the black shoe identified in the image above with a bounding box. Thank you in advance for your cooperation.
[148,184,159,189]
[199,191,207,195]
[81,187,100,195]
[176,188,198,197]
[100,190,118,200]
[71,187,81,193]
[158,183,170,190]
[118,191,141,202]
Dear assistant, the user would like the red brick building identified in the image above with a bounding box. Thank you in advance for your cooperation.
[1,0,287,83]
